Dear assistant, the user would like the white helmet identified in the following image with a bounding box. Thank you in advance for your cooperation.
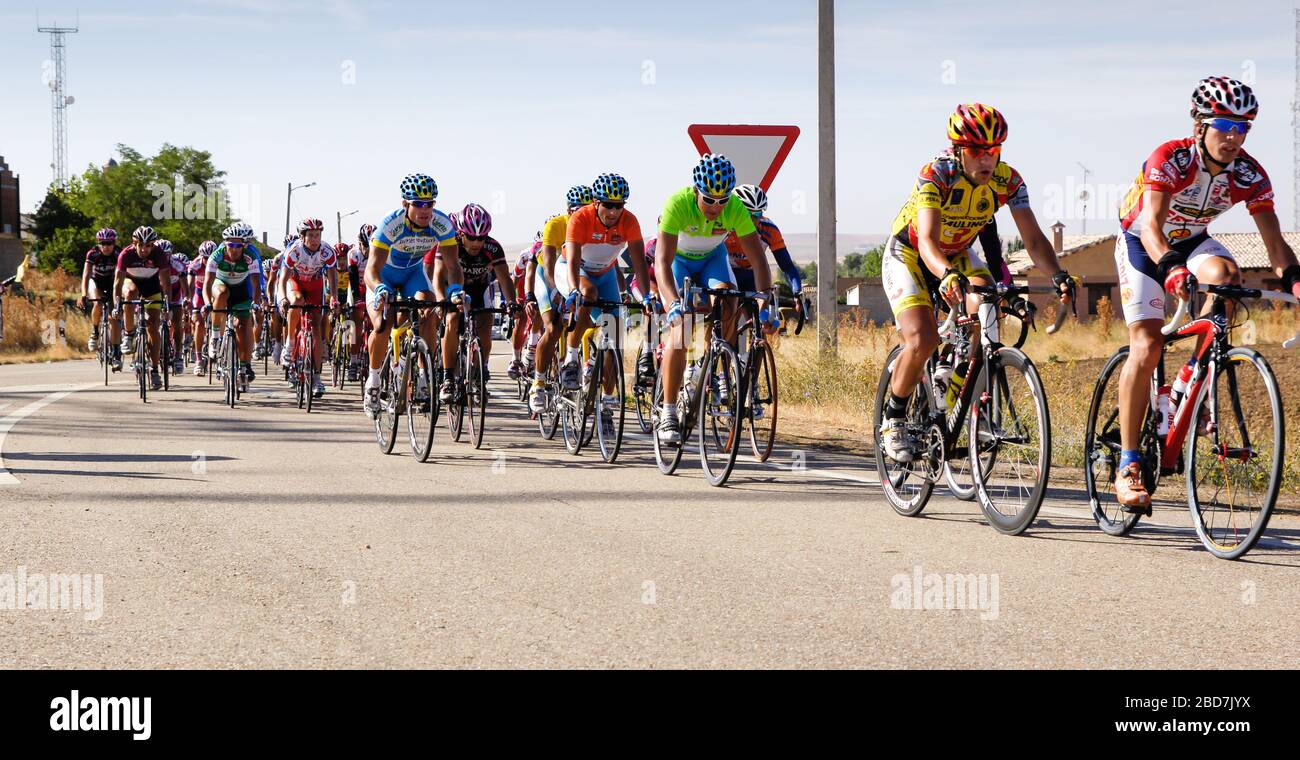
[733,184,768,216]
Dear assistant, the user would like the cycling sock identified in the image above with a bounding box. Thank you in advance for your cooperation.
[660,402,678,420]
[884,392,908,420]
[367,368,380,386]
[534,370,545,383]
[566,347,580,364]
[1119,450,1143,470]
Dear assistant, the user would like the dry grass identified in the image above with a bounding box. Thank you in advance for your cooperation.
[1,269,94,364]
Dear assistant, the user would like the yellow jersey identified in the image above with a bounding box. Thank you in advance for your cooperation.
[890,155,1030,254]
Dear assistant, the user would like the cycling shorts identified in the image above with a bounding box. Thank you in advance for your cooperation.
[880,237,992,318]
[1114,230,1234,325]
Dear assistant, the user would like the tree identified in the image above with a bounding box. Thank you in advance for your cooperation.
[31,189,93,274]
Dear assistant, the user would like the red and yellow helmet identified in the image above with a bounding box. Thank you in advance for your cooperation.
[947,103,1008,147]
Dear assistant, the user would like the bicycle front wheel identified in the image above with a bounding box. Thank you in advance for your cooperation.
[596,348,625,463]
[1185,347,1282,560]
[968,348,1050,535]
[698,342,743,487]
[467,341,487,450]
[745,342,778,462]
[374,356,399,454]
[406,339,436,462]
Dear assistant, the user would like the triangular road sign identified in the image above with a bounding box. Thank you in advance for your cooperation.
[687,124,800,192]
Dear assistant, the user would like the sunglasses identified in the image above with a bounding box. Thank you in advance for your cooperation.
[599,202,625,211]
[960,144,1002,159]
[464,234,488,242]
[699,194,729,207]
[1206,117,1251,135]
[409,200,436,209]
[225,241,245,249]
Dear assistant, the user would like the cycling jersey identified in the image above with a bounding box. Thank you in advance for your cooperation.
[116,244,171,289]
[564,204,643,275]
[890,155,1030,254]
[206,244,262,286]
[723,216,802,293]
[541,213,569,250]
[427,236,506,289]
[188,255,209,308]
[167,254,188,302]
[659,186,756,258]
[622,239,657,300]
[513,242,540,280]
[371,208,456,269]
[84,247,119,282]
[283,240,338,281]
[1118,137,1274,245]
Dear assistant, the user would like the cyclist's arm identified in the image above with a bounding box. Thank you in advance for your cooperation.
[738,232,772,293]
[492,262,516,303]
[80,257,91,299]
[1253,211,1300,294]
[770,245,802,294]
[1138,188,1174,267]
[625,239,651,298]
[525,257,537,298]
[365,247,387,294]
[440,251,464,294]
[914,207,953,279]
[328,262,338,305]
[656,232,680,305]
[565,242,583,293]
[1008,206,1063,278]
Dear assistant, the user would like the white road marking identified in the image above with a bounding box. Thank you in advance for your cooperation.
[0,383,98,485]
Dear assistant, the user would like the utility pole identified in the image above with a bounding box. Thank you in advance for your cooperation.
[37,14,79,188]
[337,209,358,246]
[284,181,316,238]
[817,0,837,356]
[1077,161,1092,235]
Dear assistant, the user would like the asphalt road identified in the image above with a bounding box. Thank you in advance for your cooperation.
[2,349,1298,668]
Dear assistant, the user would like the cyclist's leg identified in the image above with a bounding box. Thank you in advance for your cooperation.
[660,251,708,412]
[1114,232,1167,507]
[1188,236,1242,325]
[121,280,141,340]
[143,292,163,367]
[698,251,739,344]
[882,240,939,399]
[365,265,404,387]
[230,282,255,364]
[586,267,622,395]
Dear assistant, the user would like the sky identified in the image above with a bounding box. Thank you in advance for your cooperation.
[2,0,1298,248]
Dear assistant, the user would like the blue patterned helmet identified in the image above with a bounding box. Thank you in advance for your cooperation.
[692,153,737,198]
[566,185,594,209]
[591,173,630,202]
[400,173,438,201]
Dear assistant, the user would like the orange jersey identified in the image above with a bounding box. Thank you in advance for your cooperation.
[723,216,787,270]
[564,205,643,275]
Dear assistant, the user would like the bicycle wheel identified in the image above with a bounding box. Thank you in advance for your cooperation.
[1081,347,1150,536]
[305,327,315,414]
[225,329,238,408]
[537,359,560,440]
[406,339,436,462]
[295,356,306,409]
[596,347,626,463]
[161,319,172,391]
[447,349,466,442]
[1185,347,1282,560]
[745,342,778,462]
[967,348,1050,535]
[650,364,685,475]
[467,341,487,450]
[873,346,934,516]
[560,384,587,455]
[137,329,148,403]
[332,328,345,389]
[698,342,744,487]
[375,355,400,454]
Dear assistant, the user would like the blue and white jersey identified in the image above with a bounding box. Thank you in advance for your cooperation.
[371,207,456,270]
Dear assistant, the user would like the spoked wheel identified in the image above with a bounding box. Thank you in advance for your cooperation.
[650,365,686,475]
[698,343,744,487]
[968,348,1051,535]
[536,358,560,440]
[406,340,436,462]
[1082,347,1149,536]
[945,376,994,502]
[745,342,778,462]
[136,330,148,403]
[161,322,172,392]
[873,346,935,516]
[466,342,487,450]
[1186,347,1283,560]
[560,385,590,455]
[225,330,239,408]
[595,348,626,463]
[295,357,307,409]
[447,355,466,443]
[332,331,346,390]
[374,355,399,454]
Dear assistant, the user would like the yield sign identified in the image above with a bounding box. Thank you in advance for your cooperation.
[686,124,800,192]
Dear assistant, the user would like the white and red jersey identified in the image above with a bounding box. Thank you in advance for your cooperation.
[1119,137,1275,246]
[513,241,541,280]
[168,253,188,291]
[283,240,337,281]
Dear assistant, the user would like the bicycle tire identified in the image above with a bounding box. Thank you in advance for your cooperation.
[537,357,560,440]
[136,328,148,403]
[745,342,779,463]
[406,338,437,462]
[698,342,743,487]
[1082,347,1148,536]
[1185,347,1282,560]
[968,347,1051,535]
[596,347,626,463]
[447,346,466,442]
[650,365,684,475]
[467,340,486,450]
[873,346,935,516]
[375,354,400,454]
[161,318,172,392]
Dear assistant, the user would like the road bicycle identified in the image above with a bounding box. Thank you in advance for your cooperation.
[83,297,114,385]
[283,303,327,412]
[564,297,628,462]
[205,306,247,408]
[329,305,353,390]
[118,297,161,403]
[873,281,1070,534]
[1083,274,1299,559]
[734,291,807,463]
[445,303,511,449]
[373,297,441,462]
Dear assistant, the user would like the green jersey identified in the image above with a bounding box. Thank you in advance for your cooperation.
[659,186,757,259]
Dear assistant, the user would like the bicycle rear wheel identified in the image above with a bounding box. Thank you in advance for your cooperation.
[698,343,743,487]
[873,346,934,516]
[651,366,685,475]
[1082,347,1149,536]
[375,356,400,454]
[745,342,778,462]
[596,347,625,463]
[968,348,1050,535]
[1186,347,1282,560]
[447,354,466,442]
[406,339,436,462]
[536,358,560,440]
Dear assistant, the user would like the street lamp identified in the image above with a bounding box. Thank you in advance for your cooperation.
[1077,162,1091,235]
[284,181,317,239]
[337,209,359,245]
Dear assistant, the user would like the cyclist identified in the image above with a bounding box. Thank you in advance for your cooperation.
[725,184,804,310]
[113,226,174,390]
[428,203,517,403]
[329,240,352,370]
[508,233,544,382]
[189,240,216,376]
[205,224,264,387]
[878,103,1072,462]
[279,218,338,399]
[654,154,776,444]
[78,228,121,364]
[345,223,375,382]
[158,240,190,376]
[362,174,459,419]
[264,237,294,366]
[528,186,593,413]
[622,231,661,386]
[1110,77,1300,512]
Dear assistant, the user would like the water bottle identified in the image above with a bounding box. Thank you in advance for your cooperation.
[944,367,967,411]
[1169,363,1194,410]
[1155,385,1172,436]
[933,364,954,411]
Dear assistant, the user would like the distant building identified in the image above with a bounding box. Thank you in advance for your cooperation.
[0,155,22,277]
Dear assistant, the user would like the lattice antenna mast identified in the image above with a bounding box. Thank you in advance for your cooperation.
[37,12,79,188]
[1294,8,1300,230]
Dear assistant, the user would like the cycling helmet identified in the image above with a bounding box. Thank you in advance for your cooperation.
[592,173,630,203]
[733,184,768,215]
[231,222,254,240]
[283,234,298,248]
[458,203,492,236]
[223,224,246,241]
[948,103,1007,146]
[566,185,595,209]
[156,239,174,255]
[132,225,159,243]
[197,240,217,257]
[358,223,376,245]
[297,217,325,234]
[400,173,438,201]
[1191,76,1259,120]
[692,154,737,197]
[95,228,117,243]
[335,242,351,255]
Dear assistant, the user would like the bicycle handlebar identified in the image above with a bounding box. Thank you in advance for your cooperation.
[1163,276,1300,348]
